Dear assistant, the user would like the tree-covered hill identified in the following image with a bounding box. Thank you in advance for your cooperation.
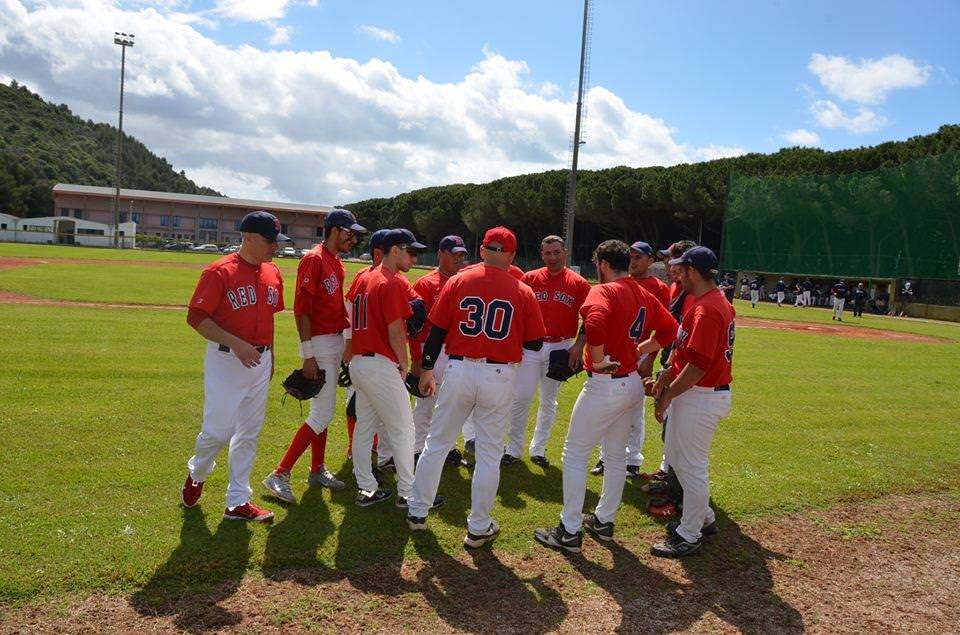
[346,124,960,262]
[0,80,221,218]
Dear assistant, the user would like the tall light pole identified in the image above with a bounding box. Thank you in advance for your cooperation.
[113,32,135,248]
[562,0,592,267]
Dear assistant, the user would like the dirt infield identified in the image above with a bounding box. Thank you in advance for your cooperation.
[737,316,949,344]
[0,255,205,270]
[3,491,958,634]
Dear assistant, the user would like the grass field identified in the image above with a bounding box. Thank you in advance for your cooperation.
[1,243,959,616]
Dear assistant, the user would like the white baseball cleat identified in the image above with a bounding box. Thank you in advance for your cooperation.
[262,471,295,503]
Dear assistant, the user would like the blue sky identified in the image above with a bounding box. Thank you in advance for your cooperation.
[1,0,957,203]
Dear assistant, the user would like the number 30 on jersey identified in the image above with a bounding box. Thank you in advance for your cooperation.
[458,297,514,340]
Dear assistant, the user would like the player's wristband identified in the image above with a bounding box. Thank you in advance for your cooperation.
[299,340,314,359]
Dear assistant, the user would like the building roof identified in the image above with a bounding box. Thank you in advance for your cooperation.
[53,184,332,215]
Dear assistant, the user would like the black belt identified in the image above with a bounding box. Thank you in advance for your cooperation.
[448,354,508,365]
[714,384,730,392]
[361,352,376,357]
[219,344,270,354]
[586,370,636,379]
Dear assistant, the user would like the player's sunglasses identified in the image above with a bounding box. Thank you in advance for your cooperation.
[337,227,356,240]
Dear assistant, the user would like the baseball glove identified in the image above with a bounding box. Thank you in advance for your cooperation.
[407,299,427,337]
[283,368,325,401]
[545,348,578,382]
[404,372,426,398]
[337,362,352,388]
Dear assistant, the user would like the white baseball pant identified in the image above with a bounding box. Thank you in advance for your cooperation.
[409,359,517,533]
[750,290,760,305]
[305,333,344,434]
[349,355,415,498]
[599,396,645,467]
[506,339,572,458]
[412,348,449,453]
[559,372,644,533]
[346,381,394,465]
[833,297,845,319]
[187,341,272,509]
[776,291,785,305]
[664,386,732,543]
[803,290,812,306]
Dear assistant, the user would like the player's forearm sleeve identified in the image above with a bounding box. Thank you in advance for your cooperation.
[421,325,447,370]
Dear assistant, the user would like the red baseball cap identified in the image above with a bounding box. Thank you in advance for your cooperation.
[482,226,517,252]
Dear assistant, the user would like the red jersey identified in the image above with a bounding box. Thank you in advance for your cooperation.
[188,253,284,347]
[409,268,454,360]
[294,245,348,336]
[580,278,678,375]
[347,267,413,364]
[634,275,670,309]
[521,267,590,340]
[429,264,545,363]
[508,264,525,280]
[671,288,736,387]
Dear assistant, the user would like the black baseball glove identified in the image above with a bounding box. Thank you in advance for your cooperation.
[337,362,352,388]
[404,372,427,398]
[407,299,427,337]
[283,368,325,400]
[546,348,578,382]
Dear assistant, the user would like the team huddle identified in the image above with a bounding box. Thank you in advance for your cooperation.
[179,209,736,559]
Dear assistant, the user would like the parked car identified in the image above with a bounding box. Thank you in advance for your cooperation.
[359,252,372,261]
[191,243,220,253]
[280,246,297,258]
[222,245,240,254]
[162,242,194,251]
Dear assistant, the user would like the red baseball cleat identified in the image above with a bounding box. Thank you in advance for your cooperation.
[181,474,204,508]
[640,469,669,483]
[223,502,274,523]
[647,500,679,519]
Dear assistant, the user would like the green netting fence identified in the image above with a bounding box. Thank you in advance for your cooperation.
[721,152,960,281]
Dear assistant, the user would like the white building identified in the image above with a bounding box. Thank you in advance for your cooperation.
[0,213,137,248]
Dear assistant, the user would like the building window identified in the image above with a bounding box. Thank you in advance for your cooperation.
[281,224,290,235]
[160,215,169,226]
[172,216,181,227]
[73,209,82,219]
[316,227,324,237]
[120,212,129,223]
[199,217,217,230]
[77,228,106,236]
[60,207,69,217]
[131,212,142,224]
[1,223,7,230]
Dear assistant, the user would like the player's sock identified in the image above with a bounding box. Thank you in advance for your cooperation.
[372,433,379,453]
[346,414,356,457]
[310,429,328,473]
[276,423,317,473]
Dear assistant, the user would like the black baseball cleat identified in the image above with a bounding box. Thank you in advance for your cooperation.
[464,439,476,456]
[582,513,614,542]
[650,533,701,558]
[407,514,427,531]
[355,488,393,507]
[590,460,604,476]
[534,523,583,553]
[626,465,641,478]
[464,521,501,548]
[396,494,445,509]
[377,457,396,473]
[500,453,519,466]
[446,448,470,468]
[530,455,550,468]
[666,520,718,538]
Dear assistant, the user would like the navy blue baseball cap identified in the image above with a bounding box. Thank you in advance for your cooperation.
[382,228,427,252]
[630,241,655,256]
[324,208,367,233]
[368,229,391,251]
[669,246,719,274]
[240,210,290,242]
[439,235,468,253]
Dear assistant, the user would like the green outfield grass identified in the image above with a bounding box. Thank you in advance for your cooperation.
[1,295,958,605]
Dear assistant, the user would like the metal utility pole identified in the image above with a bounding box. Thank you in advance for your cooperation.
[113,32,135,248]
[562,0,592,265]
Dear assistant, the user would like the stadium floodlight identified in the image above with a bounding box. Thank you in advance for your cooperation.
[112,32,135,248]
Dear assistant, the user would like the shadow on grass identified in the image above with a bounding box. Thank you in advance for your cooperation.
[130,507,251,634]
[569,505,804,634]
[498,459,564,510]
[261,484,337,581]
[411,531,568,634]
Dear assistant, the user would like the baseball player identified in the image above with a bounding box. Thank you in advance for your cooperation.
[852,282,868,317]
[534,240,678,553]
[407,226,546,548]
[180,211,287,523]
[347,228,433,507]
[775,278,787,307]
[802,278,813,307]
[831,279,848,321]
[749,276,760,308]
[410,235,470,463]
[650,246,735,557]
[504,235,590,467]
[261,209,365,503]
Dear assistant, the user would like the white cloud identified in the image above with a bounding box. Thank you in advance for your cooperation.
[268,24,291,45]
[359,25,399,43]
[783,128,820,146]
[691,145,747,162]
[811,100,886,133]
[0,0,742,204]
[808,53,931,104]
[213,0,292,22]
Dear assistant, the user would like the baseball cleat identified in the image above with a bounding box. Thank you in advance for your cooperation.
[650,534,701,558]
[262,471,295,503]
[534,524,583,553]
[640,469,669,482]
[181,474,204,508]
[395,494,445,509]
[626,465,642,478]
[590,460,604,476]
[500,453,519,466]
[407,514,428,531]
[666,520,718,539]
[464,439,476,456]
[582,513,615,542]
[647,499,679,519]
[223,502,274,523]
[445,448,470,468]
[530,455,550,468]
[640,480,670,496]
[463,521,501,549]
[307,467,346,491]
[356,488,393,507]
[377,457,396,472]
